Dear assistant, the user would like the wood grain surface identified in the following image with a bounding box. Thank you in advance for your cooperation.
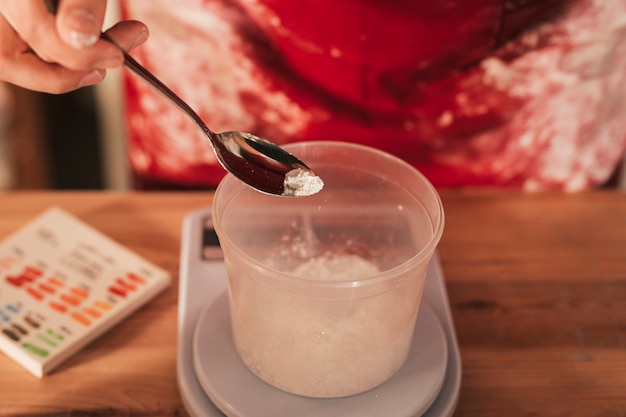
[0,190,624,417]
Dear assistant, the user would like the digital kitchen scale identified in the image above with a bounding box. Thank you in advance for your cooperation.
[177,207,461,417]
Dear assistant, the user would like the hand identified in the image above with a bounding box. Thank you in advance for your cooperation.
[0,0,148,94]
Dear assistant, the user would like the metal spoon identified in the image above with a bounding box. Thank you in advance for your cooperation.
[45,0,323,197]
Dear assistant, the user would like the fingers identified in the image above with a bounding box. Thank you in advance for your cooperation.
[0,12,103,93]
[0,0,149,93]
[54,1,149,64]
[7,55,105,94]
[35,1,124,70]
[0,0,115,70]
[1,0,150,65]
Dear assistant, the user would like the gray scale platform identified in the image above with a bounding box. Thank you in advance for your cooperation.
[177,207,461,417]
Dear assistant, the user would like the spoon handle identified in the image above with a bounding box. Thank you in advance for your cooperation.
[104,34,217,136]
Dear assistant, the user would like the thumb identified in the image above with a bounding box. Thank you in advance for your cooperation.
[53,0,107,49]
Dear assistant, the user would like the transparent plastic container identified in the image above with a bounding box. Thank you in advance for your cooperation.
[212,141,444,398]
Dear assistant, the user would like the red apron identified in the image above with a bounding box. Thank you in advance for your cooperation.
[120,0,626,190]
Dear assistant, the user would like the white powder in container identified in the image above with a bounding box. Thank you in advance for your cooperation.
[228,253,423,398]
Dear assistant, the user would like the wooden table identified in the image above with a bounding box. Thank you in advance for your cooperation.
[0,190,624,416]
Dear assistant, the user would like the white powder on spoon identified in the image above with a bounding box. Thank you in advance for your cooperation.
[283,167,324,197]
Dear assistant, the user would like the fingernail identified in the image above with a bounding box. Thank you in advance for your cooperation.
[78,69,105,88]
[61,9,100,48]
[130,27,149,50]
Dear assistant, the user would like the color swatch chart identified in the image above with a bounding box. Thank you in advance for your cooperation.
[0,207,171,377]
